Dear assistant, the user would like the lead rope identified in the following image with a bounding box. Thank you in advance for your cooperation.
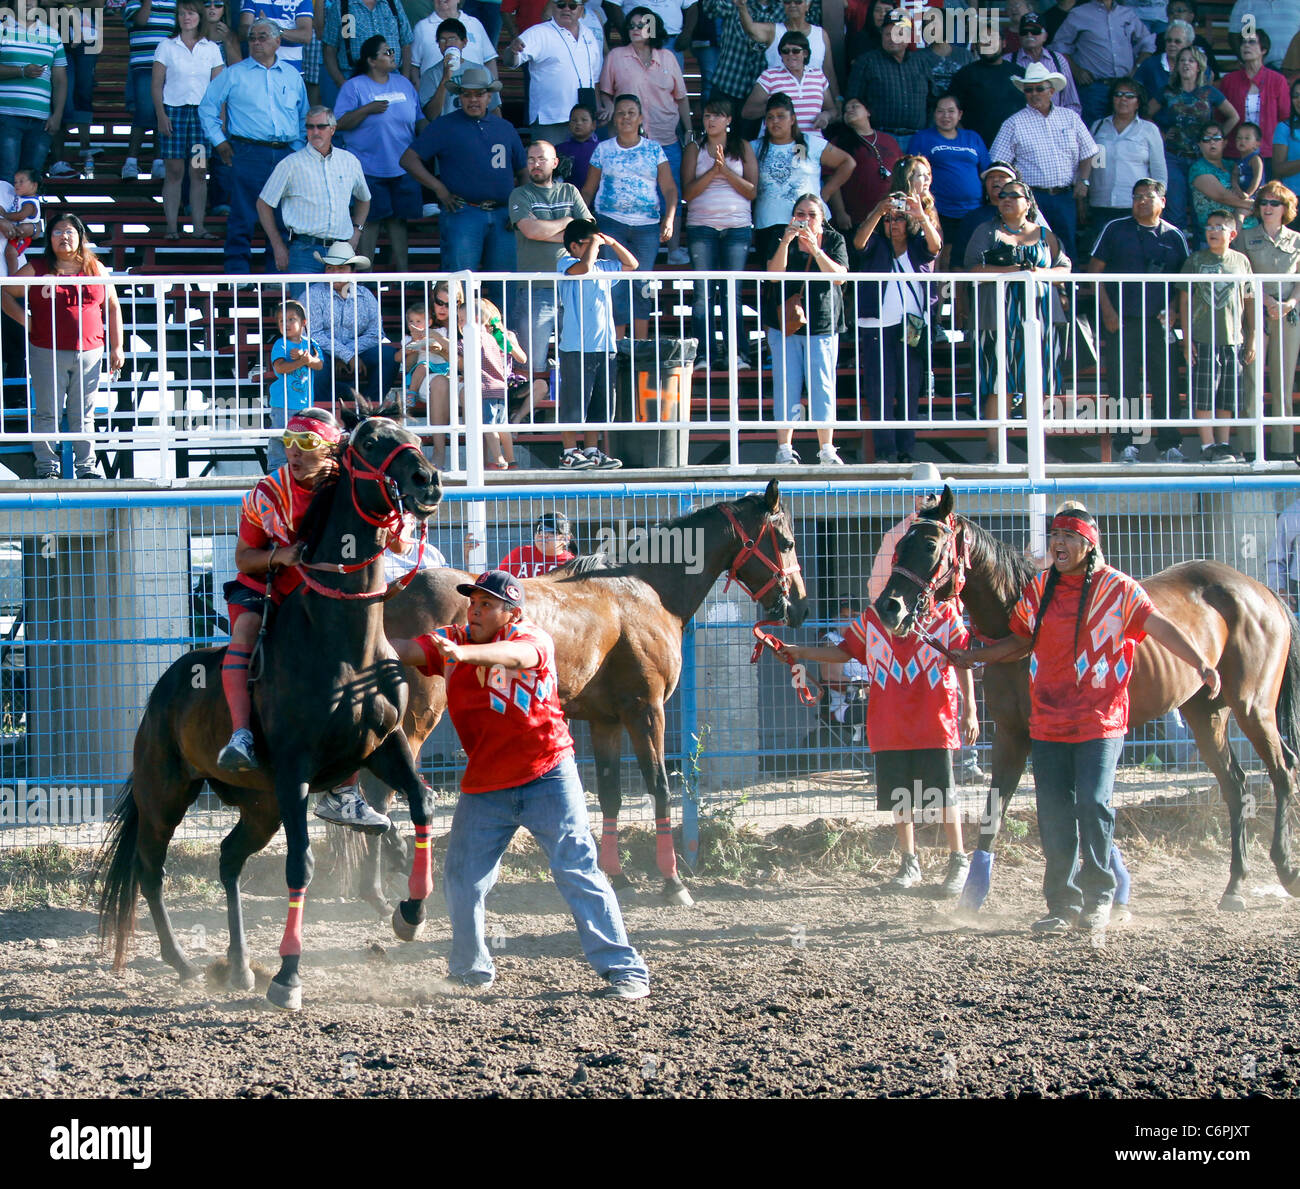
[751,620,821,706]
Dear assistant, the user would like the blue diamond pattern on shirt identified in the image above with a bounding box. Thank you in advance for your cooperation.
[1075,653,1089,681]
[927,664,941,688]
[1029,654,1038,680]
[905,657,920,683]
[875,664,889,688]
[1114,657,1128,682]
[513,685,533,715]
[489,692,507,715]
[890,658,904,683]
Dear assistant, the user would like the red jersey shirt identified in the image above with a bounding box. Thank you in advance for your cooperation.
[839,602,970,752]
[416,621,575,794]
[499,544,575,578]
[236,465,321,601]
[1009,565,1156,743]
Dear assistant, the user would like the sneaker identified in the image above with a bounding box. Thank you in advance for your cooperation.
[421,202,441,217]
[1078,903,1112,932]
[600,976,650,1000]
[217,727,258,772]
[940,851,970,898]
[314,786,392,835]
[887,852,922,889]
[559,447,595,471]
[1201,442,1236,463]
[583,447,622,470]
[958,758,984,783]
[74,464,104,479]
[121,157,140,180]
[150,159,166,179]
[1030,913,1077,934]
[446,972,494,989]
[774,444,800,465]
[32,466,58,480]
[1159,446,1187,463]
[1119,444,1141,464]
[48,161,80,178]
[666,246,690,267]
[817,444,846,466]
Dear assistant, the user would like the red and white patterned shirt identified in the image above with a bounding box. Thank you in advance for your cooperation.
[1009,565,1156,743]
[416,621,575,794]
[499,543,575,578]
[839,601,970,752]
[236,465,325,601]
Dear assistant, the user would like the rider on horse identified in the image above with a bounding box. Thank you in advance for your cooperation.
[216,407,390,833]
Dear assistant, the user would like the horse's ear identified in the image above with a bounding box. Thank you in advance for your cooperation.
[936,485,955,519]
[340,392,369,432]
[764,478,781,512]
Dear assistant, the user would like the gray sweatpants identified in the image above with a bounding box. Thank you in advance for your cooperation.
[29,344,103,472]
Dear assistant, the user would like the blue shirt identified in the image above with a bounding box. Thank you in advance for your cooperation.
[198,56,309,149]
[909,128,990,219]
[335,73,421,177]
[407,110,526,204]
[269,334,319,412]
[557,255,621,353]
[240,0,314,69]
[1278,121,1300,198]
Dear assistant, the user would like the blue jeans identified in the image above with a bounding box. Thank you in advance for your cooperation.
[286,237,328,298]
[507,278,557,371]
[439,204,515,306]
[1163,151,1192,233]
[443,757,649,985]
[225,141,291,274]
[686,224,752,360]
[1031,736,1125,918]
[127,64,155,131]
[0,117,51,181]
[461,0,502,49]
[1032,187,1076,262]
[766,328,839,422]
[1079,81,1112,127]
[599,215,661,324]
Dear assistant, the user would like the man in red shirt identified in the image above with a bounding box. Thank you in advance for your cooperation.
[499,510,576,577]
[390,569,650,997]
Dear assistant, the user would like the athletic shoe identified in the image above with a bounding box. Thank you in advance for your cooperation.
[150,159,166,179]
[1201,442,1235,463]
[1159,446,1187,463]
[75,464,104,479]
[1078,903,1112,932]
[446,972,494,989]
[774,444,800,464]
[888,852,922,889]
[120,157,140,180]
[600,976,650,1000]
[314,786,391,835]
[48,161,80,178]
[1030,913,1077,934]
[817,444,846,465]
[1119,445,1141,464]
[559,447,595,471]
[939,851,970,898]
[958,757,984,783]
[218,727,258,772]
[32,465,58,480]
[666,247,690,267]
[422,202,441,217]
[583,447,622,470]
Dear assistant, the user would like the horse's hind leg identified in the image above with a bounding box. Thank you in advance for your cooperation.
[135,785,204,982]
[1227,703,1300,895]
[1182,698,1251,910]
[625,702,693,907]
[218,796,281,991]
[590,720,630,889]
[958,729,1030,912]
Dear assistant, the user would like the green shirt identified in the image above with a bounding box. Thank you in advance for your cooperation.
[1181,247,1252,346]
[0,23,67,120]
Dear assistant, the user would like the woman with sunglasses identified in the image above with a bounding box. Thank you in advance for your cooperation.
[1239,181,1300,459]
[743,30,835,132]
[1087,77,1166,232]
[1189,118,1255,242]
[736,0,840,104]
[827,98,901,230]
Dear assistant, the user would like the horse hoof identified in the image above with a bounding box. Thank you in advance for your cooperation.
[663,880,694,907]
[1218,893,1248,912]
[607,872,633,892]
[228,963,255,992]
[176,961,203,983]
[266,978,302,1012]
[392,901,426,942]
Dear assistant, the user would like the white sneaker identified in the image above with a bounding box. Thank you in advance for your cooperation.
[121,157,140,180]
[422,202,441,217]
[817,444,845,465]
[47,161,80,178]
[666,247,690,267]
[1159,446,1187,463]
[314,786,392,835]
[774,444,799,464]
[150,159,166,179]
[1119,445,1140,464]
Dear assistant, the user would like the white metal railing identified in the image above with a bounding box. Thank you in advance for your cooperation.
[0,269,1292,486]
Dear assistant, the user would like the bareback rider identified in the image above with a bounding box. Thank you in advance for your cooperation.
[216,407,390,833]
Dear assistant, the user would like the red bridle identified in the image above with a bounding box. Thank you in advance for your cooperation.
[889,514,969,632]
[720,503,801,607]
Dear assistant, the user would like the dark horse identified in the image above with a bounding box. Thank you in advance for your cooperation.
[372,479,809,907]
[877,486,1300,912]
[97,417,444,1010]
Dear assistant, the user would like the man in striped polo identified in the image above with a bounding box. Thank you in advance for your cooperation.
[0,8,67,182]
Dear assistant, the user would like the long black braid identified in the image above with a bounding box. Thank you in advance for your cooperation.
[1027,505,1101,661]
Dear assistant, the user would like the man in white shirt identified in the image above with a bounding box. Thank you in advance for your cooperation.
[505,0,605,143]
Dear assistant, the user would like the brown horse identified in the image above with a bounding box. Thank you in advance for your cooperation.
[373,479,809,906]
[876,486,1300,913]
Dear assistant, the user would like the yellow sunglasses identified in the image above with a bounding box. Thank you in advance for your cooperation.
[281,430,330,451]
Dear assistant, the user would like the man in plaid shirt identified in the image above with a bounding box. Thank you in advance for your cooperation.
[702,0,821,116]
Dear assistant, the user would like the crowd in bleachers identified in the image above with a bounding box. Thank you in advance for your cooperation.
[2,0,1300,471]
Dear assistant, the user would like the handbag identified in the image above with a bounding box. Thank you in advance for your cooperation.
[782,292,807,336]
[893,255,927,348]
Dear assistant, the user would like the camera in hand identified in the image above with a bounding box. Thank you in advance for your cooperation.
[982,238,1032,269]
[890,195,908,211]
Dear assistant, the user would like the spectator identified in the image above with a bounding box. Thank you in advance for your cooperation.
[400,65,525,293]
[502,0,551,34]
[123,0,178,181]
[990,61,1099,261]
[152,0,225,239]
[1003,0,1032,54]
[1128,0,1171,35]
[0,5,67,182]
[419,18,499,116]
[46,2,102,180]
[827,98,901,231]
[1239,181,1300,459]
[265,298,323,469]
[951,160,1020,267]
[764,191,848,466]
[1086,176,1190,463]
[1235,122,1265,203]
[1163,0,1222,74]
[752,92,854,263]
[845,11,930,151]
[239,0,315,74]
[1177,208,1254,461]
[199,19,310,275]
[1218,31,1290,170]
[507,138,592,374]
[700,0,821,120]
[852,189,940,464]
[463,0,504,48]
[682,97,757,368]
[737,0,839,105]
[1272,77,1300,202]
[500,511,575,576]
[335,35,422,269]
[580,92,677,337]
[1087,77,1165,231]
[1233,0,1300,68]
[555,217,634,471]
[743,30,833,132]
[1052,0,1156,125]
[322,0,414,105]
[1007,12,1082,115]
[475,296,519,468]
[408,0,498,105]
[257,106,369,278]
[394,298,438,417]
[5,213,124,479]
[505,0,605,144]
[949,28,1025,153]
[909,94,991,265]
[422,279,466,467]
[1134,17,1193,101]
[1265,494,1300,605]
[1188,119,1253,242]
[556,101,600,188]
[846,0,892,62]
[304,239,390,405]
[1042,0,1077,42]
[921,25,976,103]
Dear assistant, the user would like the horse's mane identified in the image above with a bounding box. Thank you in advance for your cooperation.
[958,515,1037,610]
[298,473,341,562]
[553,552,612,576]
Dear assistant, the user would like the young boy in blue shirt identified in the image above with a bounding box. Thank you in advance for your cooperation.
[267,299,323,469]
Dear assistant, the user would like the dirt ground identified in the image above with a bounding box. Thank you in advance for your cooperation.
[0,812,1298,1102]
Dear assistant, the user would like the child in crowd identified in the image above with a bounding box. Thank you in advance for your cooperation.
[420,19,493,119]
[1179,209,1255,462]
[395,300,447,417]
[1233,122,1264,226]
[5,169,43,271]
[556,103,600,189]
[478,297,521,469]
[500,510,575,576]
[267,299,323,470]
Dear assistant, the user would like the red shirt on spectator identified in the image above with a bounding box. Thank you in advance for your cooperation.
[26,260,106,351]
[502,0,550,33]
[500,543,575,577]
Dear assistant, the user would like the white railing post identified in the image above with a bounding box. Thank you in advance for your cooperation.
[1252,275,1267,469]
[1022,275,1047,484]
[461,272,485,486]
[728,274,740,467]
[153,279,176,481]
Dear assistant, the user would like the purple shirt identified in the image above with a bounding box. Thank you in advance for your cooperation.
[1053,0,1156,79]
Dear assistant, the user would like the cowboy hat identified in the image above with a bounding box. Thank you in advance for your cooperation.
[313,240,371,268]
[448,65,504,94]
[1012,61,1067,93]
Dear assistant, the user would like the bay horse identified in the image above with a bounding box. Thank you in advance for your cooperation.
[372,479,809,907]
[876,486,1300,913]
[97,417,443,1010]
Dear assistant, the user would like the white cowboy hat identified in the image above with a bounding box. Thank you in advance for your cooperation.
[313,241,371,268]
[1012,62,1067,93]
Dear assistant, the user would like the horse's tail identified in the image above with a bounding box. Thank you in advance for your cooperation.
[1276,600,1300,768]
[95,779,140,972]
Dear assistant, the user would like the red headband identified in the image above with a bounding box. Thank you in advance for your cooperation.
[286,413,343,442]
[1051,514,1099,549]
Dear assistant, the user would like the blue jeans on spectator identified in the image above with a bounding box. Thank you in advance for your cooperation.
[285,236,329,297]
[319,344,387,406]
[443,756,649,985]
[693,43,719,97]
[225,141,291,274]
[599,214,661,326]
[63,43,97,126]
[1032,187,1077,261]
[507,278,557,371]
[461,0,503,50]
[686,224,752,364]
[1031,735,1124,919]
[440,204,515,306]
[128,64,155,131]
[1079,81,1112,126]
[766,328,838,422]
[1164,151,1192,232]
[0,117,51,181]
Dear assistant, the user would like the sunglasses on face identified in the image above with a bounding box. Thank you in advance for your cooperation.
[998,190,1027,200]
[305,121,332,129]
[1201,134,1224,141]
[1260,198,1286,206]
[629,17,652,27]
[1024,84,1053,94]
[1113,90,1138,99]
[282,431,329,451]
[433,296,449,307]
[553,2,580,8]
[375,46,395,55]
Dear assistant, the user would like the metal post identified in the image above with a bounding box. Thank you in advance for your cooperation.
[154,279,176,481]
[1022,276,1047,485]
[728,275,740,467]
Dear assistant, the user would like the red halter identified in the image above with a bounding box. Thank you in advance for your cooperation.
[889,514,969,631]
[720,503,801,606]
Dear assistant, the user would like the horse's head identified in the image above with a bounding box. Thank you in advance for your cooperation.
[724,479,809,627]
[875,484,966,636]
[343,416,443,524]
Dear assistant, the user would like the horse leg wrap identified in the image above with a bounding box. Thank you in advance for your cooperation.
[408,823,433,901]
[599,818,621,876]
[279,887,306,958]
[221,649,253,731]
[656,817,678,881]
[1109,844,1131,906]
[957,850,993,912]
